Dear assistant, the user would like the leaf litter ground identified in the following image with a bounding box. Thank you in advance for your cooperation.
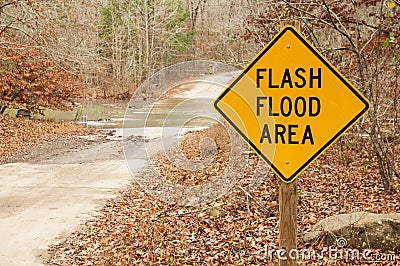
[0,115,94,164]
[41,123,399,265]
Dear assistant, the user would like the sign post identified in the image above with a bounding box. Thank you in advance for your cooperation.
[214,25,369,265]
[279,179,297,265]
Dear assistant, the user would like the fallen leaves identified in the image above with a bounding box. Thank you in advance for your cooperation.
[46,125,400,265]
[0,115,95,164]
[155,124,231,186]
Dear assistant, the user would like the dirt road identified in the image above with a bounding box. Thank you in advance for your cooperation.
[0,133,140,265]
[0,71,237,265]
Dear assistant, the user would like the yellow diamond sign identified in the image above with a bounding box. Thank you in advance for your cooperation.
[214,25,370,183]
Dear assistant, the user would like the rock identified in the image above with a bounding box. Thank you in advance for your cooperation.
[208,206,226,218]
[16,109,32,118]
[303,212,400,251]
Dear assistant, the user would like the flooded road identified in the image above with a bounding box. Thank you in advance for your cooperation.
[0,70,238,265]
[15,70,240,133]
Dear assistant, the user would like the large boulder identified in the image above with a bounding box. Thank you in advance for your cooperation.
[303,212,400,251]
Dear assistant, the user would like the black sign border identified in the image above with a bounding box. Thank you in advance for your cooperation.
[214,25,370,183]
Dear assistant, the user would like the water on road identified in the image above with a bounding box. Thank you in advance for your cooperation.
[0,71,238,265]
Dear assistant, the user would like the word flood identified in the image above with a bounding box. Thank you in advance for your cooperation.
[256,96,321,117]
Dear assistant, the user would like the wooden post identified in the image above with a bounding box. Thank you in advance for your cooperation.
[279,179,298,266]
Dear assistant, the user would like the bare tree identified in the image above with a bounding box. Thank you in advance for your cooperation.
[240,0,400,191]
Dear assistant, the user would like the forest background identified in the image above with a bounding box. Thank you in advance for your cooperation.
[0,0,399,191]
